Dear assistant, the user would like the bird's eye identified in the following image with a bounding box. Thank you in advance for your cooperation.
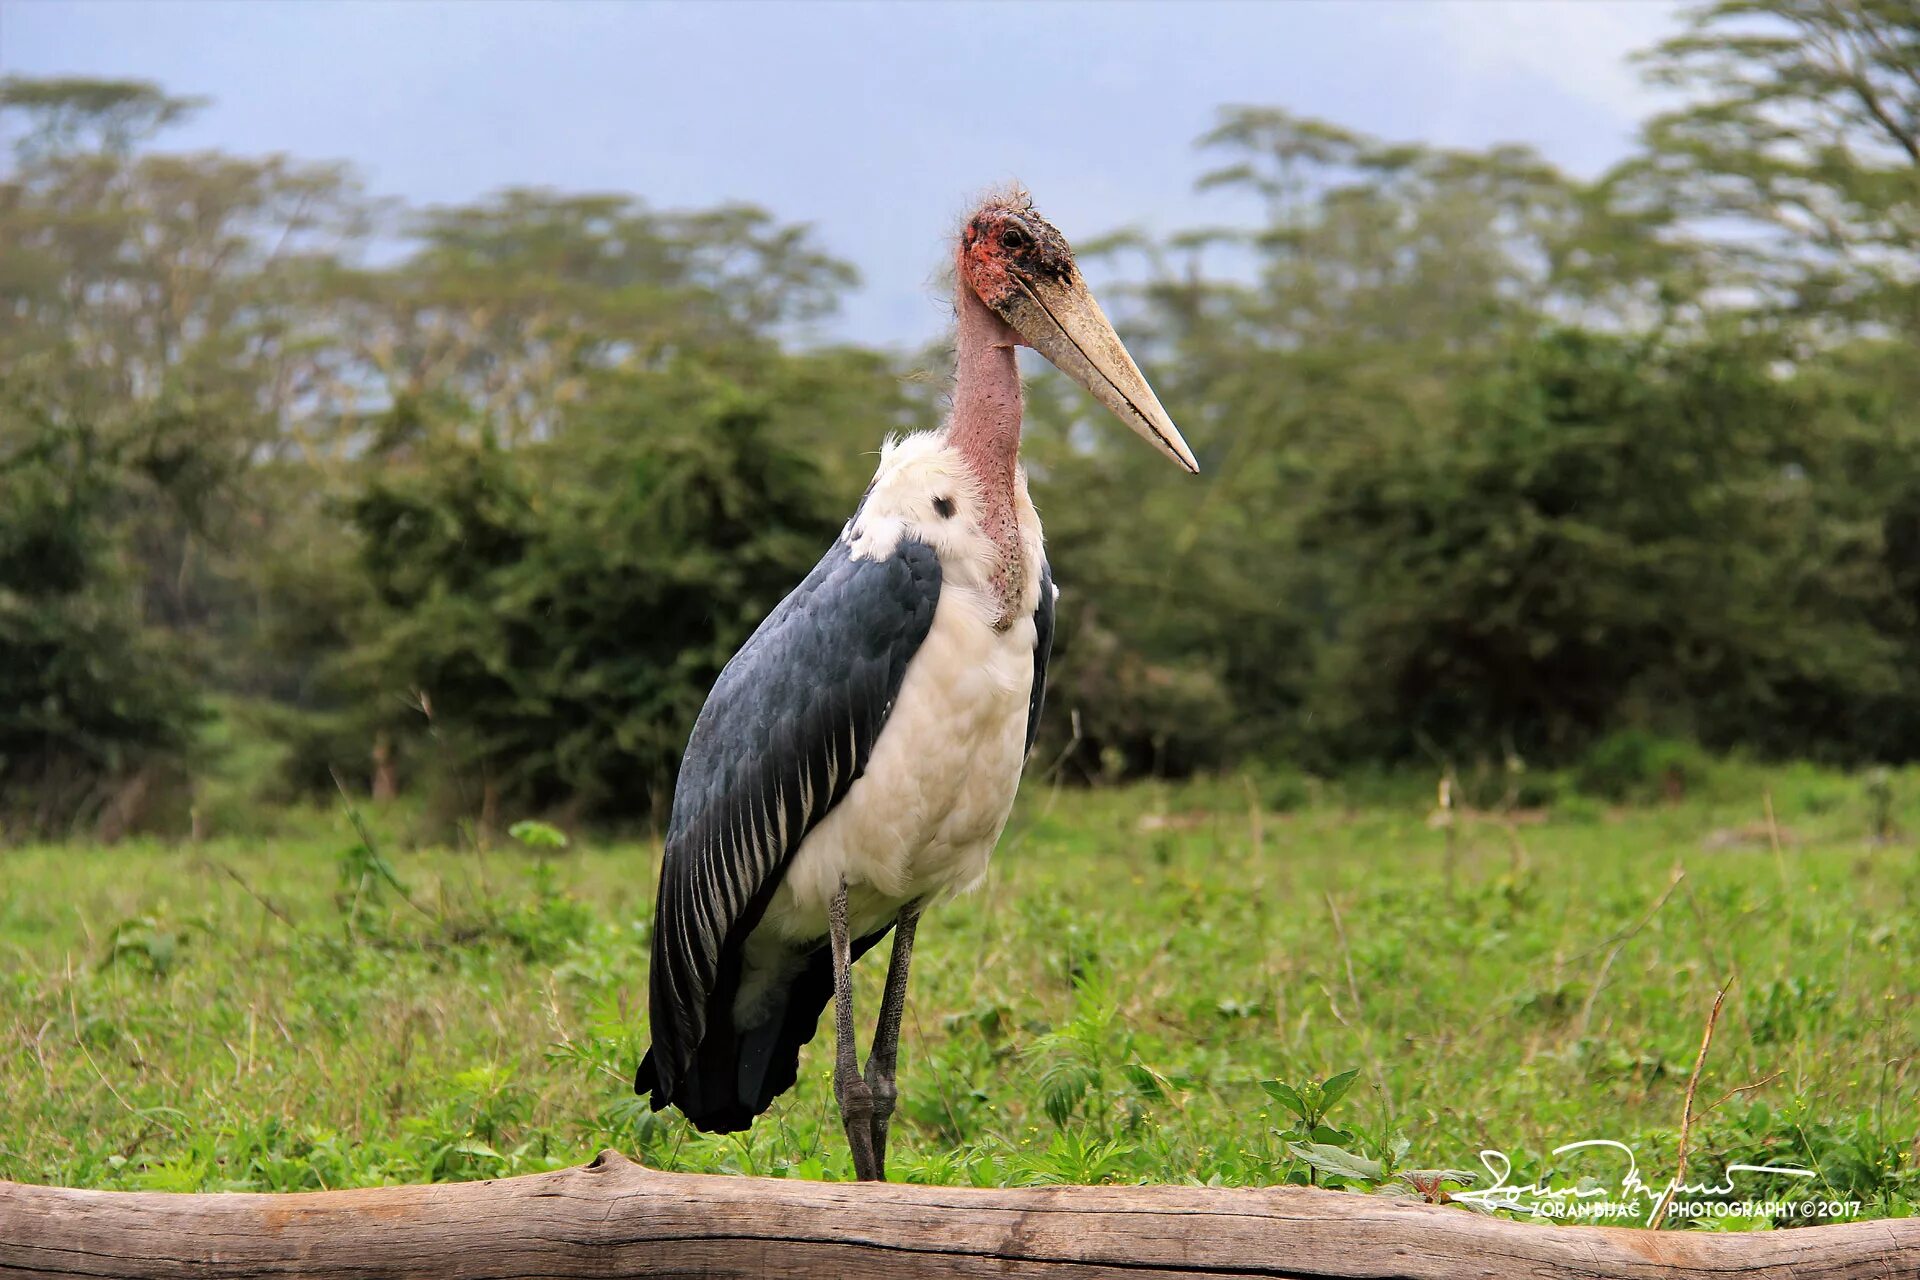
[999,227,1029,252]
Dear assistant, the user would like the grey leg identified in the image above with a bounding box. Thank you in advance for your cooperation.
[864,899,921,1177]
[829,877,880,1181]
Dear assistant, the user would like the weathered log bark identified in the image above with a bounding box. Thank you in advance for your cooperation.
[1,1149,1914,1279]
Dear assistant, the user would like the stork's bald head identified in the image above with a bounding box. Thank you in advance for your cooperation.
[958,193,1076,315]
[955,192,1197,474]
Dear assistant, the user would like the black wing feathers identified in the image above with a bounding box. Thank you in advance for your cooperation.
[639,537,941,1130]
[1026,559,1056,755]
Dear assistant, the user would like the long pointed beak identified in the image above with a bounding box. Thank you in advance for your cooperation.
[994,270,1198,473]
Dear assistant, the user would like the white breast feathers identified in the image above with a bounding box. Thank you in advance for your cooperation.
[842,432,1043,616]
[747,431,1045,957]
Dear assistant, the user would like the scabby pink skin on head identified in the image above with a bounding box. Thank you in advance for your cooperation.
[958,212,1021,311]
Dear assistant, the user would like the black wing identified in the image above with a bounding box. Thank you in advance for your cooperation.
[638,536,941,1130]
[1026,559,1056,755]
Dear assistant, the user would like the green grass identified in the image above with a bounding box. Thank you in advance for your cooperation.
[3,761,1916,1230]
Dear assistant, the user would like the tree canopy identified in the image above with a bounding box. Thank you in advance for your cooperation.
[5,0,1919,837]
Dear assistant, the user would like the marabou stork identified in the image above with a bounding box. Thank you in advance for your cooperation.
[636,191,1196,1181]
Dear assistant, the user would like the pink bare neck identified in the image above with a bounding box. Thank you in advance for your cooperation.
[944,263,1027,626]
[947,269,1023,491]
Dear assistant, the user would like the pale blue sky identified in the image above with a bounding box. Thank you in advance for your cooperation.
[1,0,1684,346]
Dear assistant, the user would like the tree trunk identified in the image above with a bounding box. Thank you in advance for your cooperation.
[479,771,499,843]
[371,731,397,803]
[1,1150,1912,1279]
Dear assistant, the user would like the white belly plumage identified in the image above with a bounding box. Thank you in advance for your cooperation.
[732,580,1035,1022]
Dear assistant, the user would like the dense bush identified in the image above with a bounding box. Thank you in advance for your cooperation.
[0,400,204,836]
[324,379,856,818]
[1297,329,1906,763]
[1572,731,1712,805]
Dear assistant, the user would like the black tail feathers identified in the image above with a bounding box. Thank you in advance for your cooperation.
[636,927,891,1134]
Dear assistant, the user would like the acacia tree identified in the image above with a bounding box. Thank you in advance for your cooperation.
[311,189,857,455]
[1631,0,1920,334]
[0,78,368,832]
[0,75,367,646]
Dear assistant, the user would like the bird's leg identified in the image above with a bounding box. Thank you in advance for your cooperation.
[863,899,921,1177]
[829,876,880,1181]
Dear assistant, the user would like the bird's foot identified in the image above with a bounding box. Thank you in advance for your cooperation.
[835,1073,882,1181]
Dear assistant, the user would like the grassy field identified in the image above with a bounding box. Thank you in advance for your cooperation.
[3,761,1916,1229]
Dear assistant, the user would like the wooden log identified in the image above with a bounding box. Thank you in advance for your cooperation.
[1,1149,1914,1279]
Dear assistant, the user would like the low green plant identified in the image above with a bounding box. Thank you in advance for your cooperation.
[1575,732,1711,804]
